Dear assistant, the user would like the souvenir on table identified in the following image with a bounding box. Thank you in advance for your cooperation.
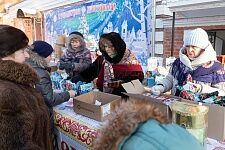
[177,85,225,106]
[165,57,176,71]
[171,101,209,145]
[60,79,77,92]
[76,81,94,95]
[50,72,63,90]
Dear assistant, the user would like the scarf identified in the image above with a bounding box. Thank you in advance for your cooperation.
[103,49,140,93]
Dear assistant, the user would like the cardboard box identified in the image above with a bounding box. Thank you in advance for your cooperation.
[181,99,225,141]
[122,80,180,121]
[73,91,121,121]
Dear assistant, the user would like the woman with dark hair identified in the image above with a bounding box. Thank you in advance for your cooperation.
[72,32,144,95]
[0,25,53,149]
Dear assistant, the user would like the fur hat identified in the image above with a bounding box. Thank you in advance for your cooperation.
[0,25,29,58]
[32,41,54,58]
[184,28,209,49]
[67,31,86,52]
[69,31,84,38]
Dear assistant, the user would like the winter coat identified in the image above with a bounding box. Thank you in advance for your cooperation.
[0,60,53,150]
[26,51,70,108]
[59,33,92,78]
[159,44,225,95]
[94,99,203,150]
[26,51,70,130]
[74,50,144,95]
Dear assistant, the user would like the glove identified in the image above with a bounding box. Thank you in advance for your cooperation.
[151,85,165,95]
[59,62,74,72]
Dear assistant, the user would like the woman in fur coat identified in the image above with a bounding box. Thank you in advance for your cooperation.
[0,25,53,149]
[152,28,225,96]
[94,99,203,150]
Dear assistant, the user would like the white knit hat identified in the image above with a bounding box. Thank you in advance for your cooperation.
[184,28,209,49]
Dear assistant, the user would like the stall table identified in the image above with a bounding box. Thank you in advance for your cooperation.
[54,101,225,150]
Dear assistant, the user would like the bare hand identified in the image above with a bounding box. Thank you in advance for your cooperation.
[68,90,76,97]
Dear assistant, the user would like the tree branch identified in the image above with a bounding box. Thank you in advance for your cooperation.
[125,5,141,23]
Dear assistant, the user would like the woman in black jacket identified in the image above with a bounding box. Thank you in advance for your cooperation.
[26,41,76,108]
[25,41,76,127]
[26,40,76,149]
[72,32,144,95]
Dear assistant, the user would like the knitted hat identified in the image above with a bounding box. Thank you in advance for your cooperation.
[32,41,54,58]
[0,25,29,58]
[184,28,209,49]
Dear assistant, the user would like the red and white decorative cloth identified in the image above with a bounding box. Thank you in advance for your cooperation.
[53,101,225,150]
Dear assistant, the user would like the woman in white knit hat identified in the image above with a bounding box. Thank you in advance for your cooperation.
[151,28,225,96]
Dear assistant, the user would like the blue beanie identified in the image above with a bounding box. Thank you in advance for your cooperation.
[32,41,54,58]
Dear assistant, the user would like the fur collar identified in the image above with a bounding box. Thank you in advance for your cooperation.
[179,42,217,69]
[94,99,168,150]
[0,60,39,86]
[26,50,48,69]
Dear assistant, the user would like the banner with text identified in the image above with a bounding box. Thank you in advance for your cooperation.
[44,0,151,65]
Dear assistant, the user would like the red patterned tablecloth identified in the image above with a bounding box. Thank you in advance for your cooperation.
[54,100,225,150]
[54,100,101,150]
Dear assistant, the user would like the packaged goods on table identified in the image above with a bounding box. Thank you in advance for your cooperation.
[171,101,209,145]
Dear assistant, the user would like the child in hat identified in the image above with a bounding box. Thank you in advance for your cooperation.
[58,31,92,81]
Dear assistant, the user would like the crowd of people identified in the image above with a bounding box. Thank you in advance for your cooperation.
[1,24,223,149]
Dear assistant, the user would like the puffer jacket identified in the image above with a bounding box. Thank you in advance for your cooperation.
[0,60,53,150]
[25,51,70,131]
[94,99,203,150]
[26,51,70,108]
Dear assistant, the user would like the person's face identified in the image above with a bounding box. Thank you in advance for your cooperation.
[185,45,203,59]
[70,38,81,49]
[101,39,116,57]
[45,55,52,63]
[11,47,30,63]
